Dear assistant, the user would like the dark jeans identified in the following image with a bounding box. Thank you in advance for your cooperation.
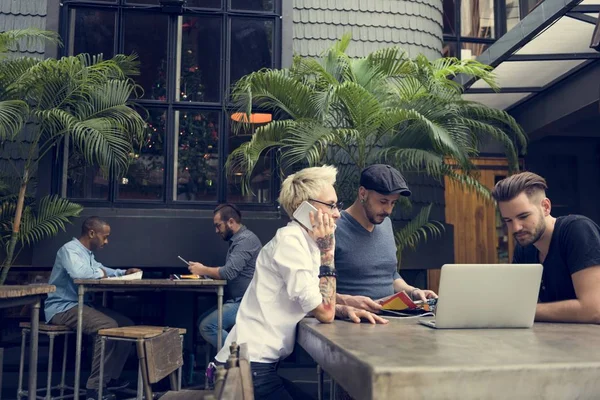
[250,362,310,400]
[51,305,133,389]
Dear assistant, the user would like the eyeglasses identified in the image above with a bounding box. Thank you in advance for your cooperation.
[309,198,343,211]
[213,221,225,229]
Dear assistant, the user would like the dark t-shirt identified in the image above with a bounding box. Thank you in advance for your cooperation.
[513,215,600,303]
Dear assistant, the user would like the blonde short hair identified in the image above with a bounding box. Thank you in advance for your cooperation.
[278,165,337,218]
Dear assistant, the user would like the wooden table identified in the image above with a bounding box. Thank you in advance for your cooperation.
[0,284,56,400]
[297,317,600,400]
[72,279,226,400]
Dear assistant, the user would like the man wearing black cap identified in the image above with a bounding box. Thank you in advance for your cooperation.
[335,164,437,310]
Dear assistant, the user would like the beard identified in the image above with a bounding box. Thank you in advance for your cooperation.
[514,211,546,246]
[221,227,234,241]
[363,202,389,225]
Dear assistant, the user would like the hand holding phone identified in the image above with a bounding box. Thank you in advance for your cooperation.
[177,256,190,265]
[292,201,318,231]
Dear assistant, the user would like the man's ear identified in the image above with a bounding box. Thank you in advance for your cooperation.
[541,198,551,216]
[358,186,366,201]
[88,230,95,239]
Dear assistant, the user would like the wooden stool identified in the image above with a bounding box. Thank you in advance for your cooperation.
[17,322,81,400]
[97,326,187,400]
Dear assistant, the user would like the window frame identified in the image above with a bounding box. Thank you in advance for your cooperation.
[56,0,282,210]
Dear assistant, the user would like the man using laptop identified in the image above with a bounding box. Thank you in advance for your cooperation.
[188,203,262,348]
[335,164,437,312]
[45,217,140,400]
[493,172,600,324]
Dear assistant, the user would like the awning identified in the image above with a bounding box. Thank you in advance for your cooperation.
[457,0,600,111]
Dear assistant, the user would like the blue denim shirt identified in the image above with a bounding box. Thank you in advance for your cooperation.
[44,238,125,322]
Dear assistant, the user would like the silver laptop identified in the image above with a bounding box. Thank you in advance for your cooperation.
[419,264,542,329]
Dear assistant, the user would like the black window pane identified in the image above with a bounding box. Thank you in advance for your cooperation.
[231,0,273,11]
[230,18,274,85]
[175,111,219,201]
[442,0,456,35]
[66,147,110,200]
[118,109,166,200]
[123,12,169,100]
[126,0,160,4]
[186,0,221,8]
[180,16,222,102]
[461,0,495,38]
[70,9,115,57]
[227,115,272,203]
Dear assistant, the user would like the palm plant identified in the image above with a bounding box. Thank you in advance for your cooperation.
[226,34,527,263]
[0,29,146,284]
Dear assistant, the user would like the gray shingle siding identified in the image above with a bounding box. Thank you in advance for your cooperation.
[0,0,47,58]
[293,0,443,60]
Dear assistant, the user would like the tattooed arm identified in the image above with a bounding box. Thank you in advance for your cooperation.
[309,209,337,323]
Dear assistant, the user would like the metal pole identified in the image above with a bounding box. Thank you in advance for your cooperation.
[74,286,85,400]
[317,365,324,400]
[217,286,223,352]
[28,298,40,400]
[17,329,27,400]
[98,337,106,400]
[46,334,55,400]
[60,334,68,399]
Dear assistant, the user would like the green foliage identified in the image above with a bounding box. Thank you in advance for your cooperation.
[394,204,445,265]
[227,34,526,195]
[0,29,145,283]
[226,34,527,262]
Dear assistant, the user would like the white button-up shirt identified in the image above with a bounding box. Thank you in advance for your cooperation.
[215,221,322,363]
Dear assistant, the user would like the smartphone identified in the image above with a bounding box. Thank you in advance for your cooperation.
[292,201,318,231]
[177,256,190,265]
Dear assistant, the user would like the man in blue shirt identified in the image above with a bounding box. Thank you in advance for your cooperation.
[45,217,140,400]
[335,165,438,310]
[188,204,262,348]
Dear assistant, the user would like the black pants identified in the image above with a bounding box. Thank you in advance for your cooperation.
[251,362,308,400]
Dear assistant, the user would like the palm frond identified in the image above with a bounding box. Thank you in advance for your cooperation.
[17,195,83,247]
[0,29,61,54]
[0,100,28,141]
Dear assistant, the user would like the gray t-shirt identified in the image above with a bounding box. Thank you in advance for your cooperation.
[335,211,401,299]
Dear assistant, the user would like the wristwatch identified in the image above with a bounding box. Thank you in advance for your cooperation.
[318,265,336,278]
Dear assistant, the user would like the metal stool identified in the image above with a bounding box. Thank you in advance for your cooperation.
[17,322,81,400]
[97,326,186,400]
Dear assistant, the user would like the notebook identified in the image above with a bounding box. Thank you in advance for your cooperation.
[104,271,143,281]
[419,264,542,329]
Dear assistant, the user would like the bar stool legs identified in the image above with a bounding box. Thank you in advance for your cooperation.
[46,334,55,400]
[17,329,27,400]
[17,328,78,400]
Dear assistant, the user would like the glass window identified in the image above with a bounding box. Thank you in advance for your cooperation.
[69,9,115,58]
[118,109,166,200]
[230,18,274,85]
[461,42,490,59]
[186,0,222,8]
[227,115,272,203]
[123,12,169,100]
[506,0,520,32]
[443,0,456,35]
[126,0,160,4]
[523,0,545,17]
[180,16,222,103]
[66,147,110,200]
[461,0,495,38]
[231,0,274,12]
[174,110,220,201]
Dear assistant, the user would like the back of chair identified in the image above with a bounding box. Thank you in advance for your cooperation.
[217,343,254,400]
[144,328,183,384]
